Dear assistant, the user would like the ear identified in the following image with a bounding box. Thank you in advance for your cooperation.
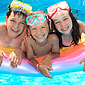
[5,16,7,23]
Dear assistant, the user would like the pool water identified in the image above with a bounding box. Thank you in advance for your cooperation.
[0,0,85,84]
[0,71,85,85]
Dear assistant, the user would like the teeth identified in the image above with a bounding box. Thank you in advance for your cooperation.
[62,27,67,31]
[36,34,45,38]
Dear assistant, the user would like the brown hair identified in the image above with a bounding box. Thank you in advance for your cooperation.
[50,11,81,48]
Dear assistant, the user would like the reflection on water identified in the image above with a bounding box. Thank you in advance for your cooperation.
[0,71,85,84]
[0,0,85,84]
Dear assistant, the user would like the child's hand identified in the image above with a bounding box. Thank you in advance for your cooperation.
[0,55,3,66]
[39,64,52,78]
[80,58,85,64]
[0,50,8,66]
[41,54,52,69]
[9,48,22,68]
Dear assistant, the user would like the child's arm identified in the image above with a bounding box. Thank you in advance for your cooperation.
[24,36,52,78]
[41,34,60,67]
[39,34,60,78]
[77,20,85,34]
[23,36,39,66]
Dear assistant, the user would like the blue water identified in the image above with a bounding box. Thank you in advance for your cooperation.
[0,0,85,84]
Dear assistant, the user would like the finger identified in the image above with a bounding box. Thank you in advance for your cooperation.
[10,61,17,68]
[19,58,22,65]
[9,53,12,60]
[46,65,53,70]
[80,59,85,64]
[9,52,14,61]
[45,72,52,79]
[0,55,3,66]
[15,59,19,66]
[2,52,8,58]
[14,56,17,64]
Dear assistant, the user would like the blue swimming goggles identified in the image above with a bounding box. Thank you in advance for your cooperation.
[26,13,46,25]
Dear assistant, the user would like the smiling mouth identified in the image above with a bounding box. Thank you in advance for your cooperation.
[11,29,19,33]
[36,34,45,39]
[61,26,69,31]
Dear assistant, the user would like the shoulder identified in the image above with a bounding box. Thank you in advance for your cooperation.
[24,35,34,44]
[77,20,85,34]
[48,33,59,42]
[0,23,6,32]
[0,23,6,28]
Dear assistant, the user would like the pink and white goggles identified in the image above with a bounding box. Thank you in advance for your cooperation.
[47,1,70,18]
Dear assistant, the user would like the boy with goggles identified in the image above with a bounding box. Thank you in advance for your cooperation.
[13,11,60,78]
[0,1,32,67]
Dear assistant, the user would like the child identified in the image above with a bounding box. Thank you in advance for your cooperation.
[47,1,85,48]
[0,1,32,66]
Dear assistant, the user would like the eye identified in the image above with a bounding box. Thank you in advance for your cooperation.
[20,22,25,25]
[10,19,16,22]
[41,27,45,29]
[32,28,37,30]
[64,18,68,21]
[55,21,59,24]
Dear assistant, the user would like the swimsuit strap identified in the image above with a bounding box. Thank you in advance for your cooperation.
[0,45,15,53]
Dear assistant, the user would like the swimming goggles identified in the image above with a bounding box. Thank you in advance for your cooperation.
[47,1,70,18]
[26,13,46,25]
[10,1,32,14]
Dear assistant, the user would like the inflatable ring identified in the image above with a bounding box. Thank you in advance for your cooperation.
[0,34,85,77]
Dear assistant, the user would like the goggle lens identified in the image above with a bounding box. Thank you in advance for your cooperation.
[47,1,70,18]
[26,13,46,25]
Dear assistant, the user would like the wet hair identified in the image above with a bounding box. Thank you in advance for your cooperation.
[27,10,52,34]
[6,5,27,18]
[50,11,81,48]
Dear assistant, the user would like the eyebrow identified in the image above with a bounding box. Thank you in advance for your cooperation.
[53,19,58,22]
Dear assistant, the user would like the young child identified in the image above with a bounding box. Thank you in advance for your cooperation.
[0,1,32,66]
[11,11,60,78]
[47,1,85,48]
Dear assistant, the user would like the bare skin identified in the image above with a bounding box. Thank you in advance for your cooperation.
[77,20,85,34]
[0,11,26,66]
[24,33,60,78]
[21,18,60,78]
[11,18,60,78]
[51,11,85,46]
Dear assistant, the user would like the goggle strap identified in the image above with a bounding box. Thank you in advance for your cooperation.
[49,7,70,18]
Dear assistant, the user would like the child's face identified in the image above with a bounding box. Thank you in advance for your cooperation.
[29,20,49,43]
[6,12,26,38]
[52,10,72,34]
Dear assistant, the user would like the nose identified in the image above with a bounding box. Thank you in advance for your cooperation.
[14,23,19,29]
[37,28,43,35]
[60,21,65,27]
